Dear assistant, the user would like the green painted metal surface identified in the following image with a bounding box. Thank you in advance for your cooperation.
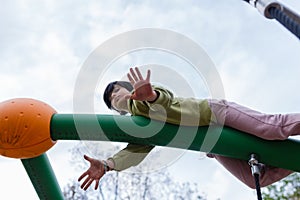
[21,153,64,200]
[51,114,300,172]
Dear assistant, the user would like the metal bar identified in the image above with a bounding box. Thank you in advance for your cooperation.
[245,0,300,39]
[21,153,64,200]
[50,113,300,172]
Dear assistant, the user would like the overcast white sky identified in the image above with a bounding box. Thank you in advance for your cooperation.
[1,0,300,199]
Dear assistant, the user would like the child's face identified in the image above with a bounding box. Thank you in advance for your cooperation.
[110,84,130,112]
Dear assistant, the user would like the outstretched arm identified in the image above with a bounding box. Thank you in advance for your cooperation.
[78,144,154,190]
[109,144,154,171]
[127,67,158,102]
[78,67,157,191]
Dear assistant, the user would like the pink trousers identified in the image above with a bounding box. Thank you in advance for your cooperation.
[208,99,300,188]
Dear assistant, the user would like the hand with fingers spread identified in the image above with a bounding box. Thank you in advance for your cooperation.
[78,155,108,190]
[127,67,158,102]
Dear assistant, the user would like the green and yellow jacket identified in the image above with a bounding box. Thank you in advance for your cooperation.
[109,86,214,171]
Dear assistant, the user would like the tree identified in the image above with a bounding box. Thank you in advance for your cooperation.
[63,141,208,200]
[63,182,89,200]
[262,172,300,200]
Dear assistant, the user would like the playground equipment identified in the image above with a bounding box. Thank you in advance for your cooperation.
[243,0,300,40]
[1,98,300,199]
[1,1,299,199]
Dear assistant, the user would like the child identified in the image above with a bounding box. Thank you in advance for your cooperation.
[78,67,298,190]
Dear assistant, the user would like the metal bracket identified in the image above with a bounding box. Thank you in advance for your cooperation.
[248,154,261,176]
[249,0,283,19]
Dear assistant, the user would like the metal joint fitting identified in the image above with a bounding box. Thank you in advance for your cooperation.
[250,0,283,19]
[248,154,261,176]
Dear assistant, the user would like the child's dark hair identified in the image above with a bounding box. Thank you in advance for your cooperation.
[103,81,133,109]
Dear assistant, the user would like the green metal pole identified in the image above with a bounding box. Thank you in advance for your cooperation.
[50,114,300,172]
[21,153,64,200]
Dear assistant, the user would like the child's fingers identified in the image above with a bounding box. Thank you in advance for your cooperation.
[129,68,139,81]
[78,172,88,181]
[135,67,144,80]
[80,176,91,189]
[94,180,100,190]
[146,69,151,81]
[127,73,135,85]
[84,155,90,161]
[83,179,93,191]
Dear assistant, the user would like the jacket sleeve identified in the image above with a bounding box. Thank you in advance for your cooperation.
[108,144,154,171]
[128,86,174,114]
[145,87,173,110]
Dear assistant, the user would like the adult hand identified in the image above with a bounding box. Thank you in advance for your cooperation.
[78,155,105,190]
[127,67,157,101]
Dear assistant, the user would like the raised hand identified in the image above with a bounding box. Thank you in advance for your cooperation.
[78,155,105,190]
[127,67,157,102]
